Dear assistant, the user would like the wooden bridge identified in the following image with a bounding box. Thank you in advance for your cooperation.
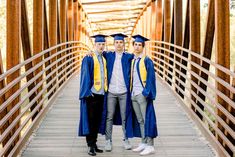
[0,0,234,157]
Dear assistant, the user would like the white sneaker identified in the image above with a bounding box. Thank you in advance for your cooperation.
[123,139,132,150]
[105,139,112,152]
[140,146,155,156]
[132,143,147,152]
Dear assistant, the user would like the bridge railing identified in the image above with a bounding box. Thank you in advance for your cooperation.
[147,41,234,157]
[1,39,234,157]
[0,41,90,157]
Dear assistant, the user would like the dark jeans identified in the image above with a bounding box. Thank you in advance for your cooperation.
[86,93,104,148]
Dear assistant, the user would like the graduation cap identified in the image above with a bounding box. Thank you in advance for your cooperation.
[91,34,108,42]
[132,34,149,43]
[110,33,128,41]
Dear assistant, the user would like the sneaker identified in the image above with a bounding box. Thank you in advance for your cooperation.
[140,146,155,156]
[105,139,112,152]
[132,143,147,152]
[123,139,132,150]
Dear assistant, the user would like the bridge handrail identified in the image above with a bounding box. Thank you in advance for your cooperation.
[151,51,235,146]
[151,46,235,107]
[0,50,84,131]
[0,41,89,82]
[150,40,235,78]
[0,41,91,157]
[151,50,235,123]
[147,40,235,157]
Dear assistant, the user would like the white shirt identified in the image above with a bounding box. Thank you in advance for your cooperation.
[132,53,144,96]
[108,52,127,94]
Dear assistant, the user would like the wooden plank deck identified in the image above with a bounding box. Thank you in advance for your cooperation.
[20,75,216,157]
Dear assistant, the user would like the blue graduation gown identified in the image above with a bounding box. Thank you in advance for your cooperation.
[78,56,106,136]
[132,56,158,138]
[99,51,135,137]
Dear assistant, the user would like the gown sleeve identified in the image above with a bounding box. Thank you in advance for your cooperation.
[79,56,93,99]
[142,57,157,100]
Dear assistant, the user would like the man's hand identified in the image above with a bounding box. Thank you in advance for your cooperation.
[86,50,94,57]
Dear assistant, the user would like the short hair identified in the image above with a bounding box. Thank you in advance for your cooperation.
[132,41,145,47]
[114,40,125,45]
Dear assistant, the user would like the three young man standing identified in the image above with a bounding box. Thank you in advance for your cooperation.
[79,34,157,156]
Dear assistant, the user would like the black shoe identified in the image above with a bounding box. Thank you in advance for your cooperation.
[95,147,103,153]
[88,147,96,156]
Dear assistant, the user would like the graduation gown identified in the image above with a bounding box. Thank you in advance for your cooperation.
[78,56,106,136]
[131,56,158,138]
[99,51,136,137]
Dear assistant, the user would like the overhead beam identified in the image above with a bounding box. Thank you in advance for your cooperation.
[94,26,130,32]
[88,13,140,18]
[82,0,135,5]
[87,7,142,14]
[90,14,139,19]
[91,17,137,23]
[96,23,135,28]
[84,3,145,9]
[96,29,132,33]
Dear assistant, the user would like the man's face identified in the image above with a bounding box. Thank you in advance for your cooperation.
[114,40,124,52]
[95,42,105,53]
[133,42,144,54]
